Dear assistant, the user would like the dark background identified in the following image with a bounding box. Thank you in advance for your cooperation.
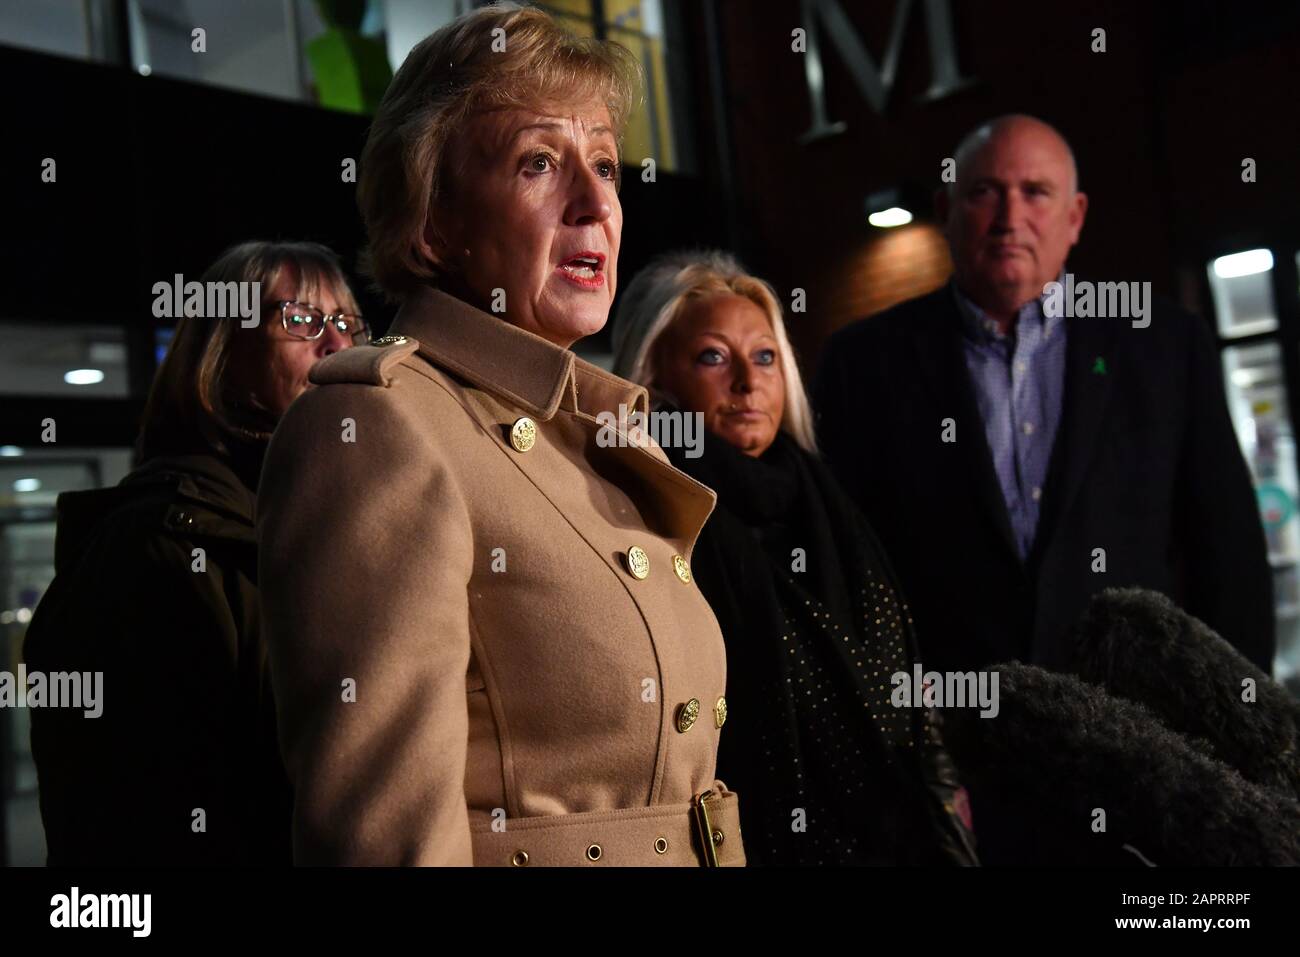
[681,0,1300,371]
[3,1,1299,386]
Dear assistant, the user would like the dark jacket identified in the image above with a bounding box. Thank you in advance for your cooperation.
[664,423,977,866]
[811,284,1274,676]
[23,449,291,866]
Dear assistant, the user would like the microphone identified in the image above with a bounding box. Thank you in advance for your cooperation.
[941,661,1300,866]
[1069,587,1300,802]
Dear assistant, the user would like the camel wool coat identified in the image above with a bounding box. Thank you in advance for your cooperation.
[257,285,744,866]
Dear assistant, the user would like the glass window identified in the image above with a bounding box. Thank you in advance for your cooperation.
[1221,339,1300,684]
[1,0,396,110]
[383,0,461,74]
[0,0,91,61]
[531,0,682,171]
[1208,248,1277,339]
[296,0,393,113]
[131,0,304,100]
[0,324,129,398]
[606,0,677,170]
[1,447,133,866]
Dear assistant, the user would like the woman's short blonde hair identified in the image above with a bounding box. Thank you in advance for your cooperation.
[358,2,641,302]
[611,249,818,454]
[138,240,359,462]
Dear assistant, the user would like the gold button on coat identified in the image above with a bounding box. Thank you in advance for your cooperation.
[626,545,650,580]
[510,417,537,453]
[676,698,700,733]
[714,696,728,729]
[672,554,692,584]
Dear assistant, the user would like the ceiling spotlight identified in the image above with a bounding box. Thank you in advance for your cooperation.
[865,187,916,228]
[868,207,914,228]
[64,368,105,385]
[1213,249,1274,279]
[14,478,41,492]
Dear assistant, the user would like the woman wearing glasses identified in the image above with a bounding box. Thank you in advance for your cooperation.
[23,240,364,865]
[257,5,745,866]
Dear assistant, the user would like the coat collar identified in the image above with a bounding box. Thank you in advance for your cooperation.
[390,285,648,422]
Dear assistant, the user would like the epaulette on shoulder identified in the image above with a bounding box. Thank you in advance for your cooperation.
[309,335,420,387]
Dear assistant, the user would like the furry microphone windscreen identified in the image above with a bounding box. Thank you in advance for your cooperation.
[1069,587,1300,802]
[941,662,1300,866]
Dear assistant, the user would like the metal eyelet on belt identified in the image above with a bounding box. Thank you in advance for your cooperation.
[511,850,529,867]
[586,843,603,862]
[654,837,669,854]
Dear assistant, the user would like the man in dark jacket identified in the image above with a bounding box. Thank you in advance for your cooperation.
[812,115,1274,678]
[812,115,1274,864]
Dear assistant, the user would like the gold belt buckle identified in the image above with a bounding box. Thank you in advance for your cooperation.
[691,789,720,867]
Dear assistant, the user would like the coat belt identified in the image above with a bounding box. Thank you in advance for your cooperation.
[469,784,744,867]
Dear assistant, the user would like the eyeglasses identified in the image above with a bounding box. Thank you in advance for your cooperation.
[273,300,369,344]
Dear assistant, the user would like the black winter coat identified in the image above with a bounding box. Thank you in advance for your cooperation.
[23,449,291,866]
[664,423,977,866]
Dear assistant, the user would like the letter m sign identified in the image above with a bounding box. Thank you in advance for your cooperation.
[799,0,976,143]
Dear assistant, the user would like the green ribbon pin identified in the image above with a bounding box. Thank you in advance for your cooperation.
[1092,356,1108,375]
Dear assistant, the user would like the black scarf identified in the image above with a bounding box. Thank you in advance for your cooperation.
[667,421,963,865]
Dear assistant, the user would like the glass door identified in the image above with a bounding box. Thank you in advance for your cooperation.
[1209,248,1300,691]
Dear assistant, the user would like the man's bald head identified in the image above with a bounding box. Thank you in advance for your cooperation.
[936,114,1088,327]
[950,115,1079,196]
